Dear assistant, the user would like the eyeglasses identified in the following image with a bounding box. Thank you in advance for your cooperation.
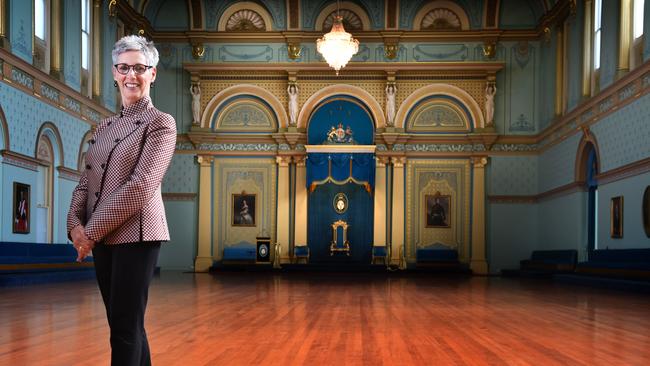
[114,63,153,75]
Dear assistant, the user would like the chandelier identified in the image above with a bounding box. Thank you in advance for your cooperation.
[316,3,359,75]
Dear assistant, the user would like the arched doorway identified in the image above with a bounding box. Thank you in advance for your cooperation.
[576,136,600,259]
[306,97,376,263]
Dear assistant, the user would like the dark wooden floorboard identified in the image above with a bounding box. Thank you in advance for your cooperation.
[1,272,649,365]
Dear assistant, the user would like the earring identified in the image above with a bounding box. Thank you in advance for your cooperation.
[150,82,155,89]
[113,80,118,87]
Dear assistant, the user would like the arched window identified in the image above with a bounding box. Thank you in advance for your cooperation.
[577,138,600,259]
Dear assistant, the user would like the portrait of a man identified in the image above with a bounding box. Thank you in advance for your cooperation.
[611,196,623,238]
[425,194,450,228]
[13,182,30,234]
[232,193,256,226]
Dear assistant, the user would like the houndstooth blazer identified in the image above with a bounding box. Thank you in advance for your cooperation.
[67,96,176,245]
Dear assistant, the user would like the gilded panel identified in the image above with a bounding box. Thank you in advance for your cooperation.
[213,158,277,258]
[406,159,471,262]
[216,99,275,131]
[409,98,469,132]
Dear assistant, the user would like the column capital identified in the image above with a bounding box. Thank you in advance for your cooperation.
[376,156,390,167]
[390,156,407,167]
[292,155,306,166]
[196,155,214,166]
[276,155,291,166]
[471,156,489,168]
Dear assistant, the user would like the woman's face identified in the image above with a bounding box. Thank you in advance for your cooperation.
[113,50,156,107]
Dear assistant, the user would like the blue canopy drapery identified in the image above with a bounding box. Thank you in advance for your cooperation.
[306,153,375,193]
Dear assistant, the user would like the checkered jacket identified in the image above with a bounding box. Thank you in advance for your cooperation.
[66,96,176,244]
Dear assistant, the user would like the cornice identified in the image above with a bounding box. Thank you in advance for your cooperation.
[183,62,505,74]
[162,192,197,201]
[0,48,112,124]
[0,150,39,171]
[597,157,650,185]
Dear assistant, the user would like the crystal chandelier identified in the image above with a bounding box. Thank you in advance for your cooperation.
[316,2,359,75]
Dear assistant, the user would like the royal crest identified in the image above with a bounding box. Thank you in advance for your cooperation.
[325,123,355,144]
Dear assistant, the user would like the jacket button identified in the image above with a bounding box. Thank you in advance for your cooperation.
[94,192,99,197]
[135,120,141,125]
[86,164,92,170]
[89,139,95,144]
[107,122,112,126]
[100,163,105,169]
[114,138,120,143]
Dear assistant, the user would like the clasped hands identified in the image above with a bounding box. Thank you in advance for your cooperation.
[71,225,95,262]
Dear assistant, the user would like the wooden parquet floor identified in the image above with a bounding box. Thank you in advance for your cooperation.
[1,271,649,366]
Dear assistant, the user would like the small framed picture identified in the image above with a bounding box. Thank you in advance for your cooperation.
[425,194,451,228]
[13,182,30,234]
[610,196,623,238]
[232,193,256,227]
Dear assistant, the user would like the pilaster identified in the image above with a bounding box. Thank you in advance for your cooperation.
[470,156,489,275]
[390,156,406,265]
[276,155,291,263]
[0,0,9,50]
[50,0,63,80]
[194,155,214,272]
[373,156,388,249]
[293,155,308,247]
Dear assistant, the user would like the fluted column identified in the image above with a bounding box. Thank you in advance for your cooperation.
[293,156,308,247]
[617,0,631,79]
[373,156,388,248]
[0,0,8,49]
[390,156,406,266]
[276,156,291,263]
[582,0,593,97]
[50,0,63,80]
[470,157,489,275]
[194,155,214,272]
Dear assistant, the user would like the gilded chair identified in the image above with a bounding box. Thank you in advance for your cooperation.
[371,245,388,265]
[330,220,351,255]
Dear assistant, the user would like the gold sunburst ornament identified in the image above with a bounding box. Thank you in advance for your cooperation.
[316,1,359,75]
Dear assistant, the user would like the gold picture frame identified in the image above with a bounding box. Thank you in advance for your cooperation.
[425,193,451,228]
[643,186,650,238]
[12,182,30,234]
[232,193,256,227]
[610,196,623,238]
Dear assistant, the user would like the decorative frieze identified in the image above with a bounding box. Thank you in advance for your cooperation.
[40,83,60,103]
[490,143,537,152]
[196,143,277,152]
[57,166,81,181]
[11,68,33,90]
[63,96,81,113]
[162,193,197,201]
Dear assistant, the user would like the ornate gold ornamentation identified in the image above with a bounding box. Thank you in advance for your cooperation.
[287,43,301,59]
[482,41,496,59]
[543,26,551,43]
[108,0,117,18]
[569,0,577,16]
[384,42,398,59]
[471,156,488,168]
[226,9,266,32]
[192,42,205,60]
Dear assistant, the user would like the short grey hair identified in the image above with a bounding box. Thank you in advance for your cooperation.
[111,35,160,67]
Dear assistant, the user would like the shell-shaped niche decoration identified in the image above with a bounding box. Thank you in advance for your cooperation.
[323,9,363,31]
[226,9,266,32]
[421,8,461,31]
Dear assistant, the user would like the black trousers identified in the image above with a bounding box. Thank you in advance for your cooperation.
[92,241,161,366]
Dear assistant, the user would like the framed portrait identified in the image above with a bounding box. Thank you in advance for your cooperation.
[333,192,348,214]
[232,193,256,227]
[425,194,450,228]
[610,196,623,238]
[12,182,30,234]
[641,186,650,238]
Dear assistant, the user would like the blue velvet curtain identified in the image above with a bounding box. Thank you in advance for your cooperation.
[306,153,375,191]
[308,182,374,263]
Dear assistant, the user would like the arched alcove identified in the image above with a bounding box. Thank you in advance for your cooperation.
[395,84,484,130]
[314,1,372,31]
[413,0,471,31]
[0,104,9,150]
[298,84,385,129]
[306,96,375,145]
[202,84,287,130]
[217,1,274,31]
[34,122,64,168]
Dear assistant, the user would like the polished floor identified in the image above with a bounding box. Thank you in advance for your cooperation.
[1,271,649,366]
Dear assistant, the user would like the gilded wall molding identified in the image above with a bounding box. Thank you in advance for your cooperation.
[0,150,39,171]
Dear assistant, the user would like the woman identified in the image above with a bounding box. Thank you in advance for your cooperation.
[67,35,176,366]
